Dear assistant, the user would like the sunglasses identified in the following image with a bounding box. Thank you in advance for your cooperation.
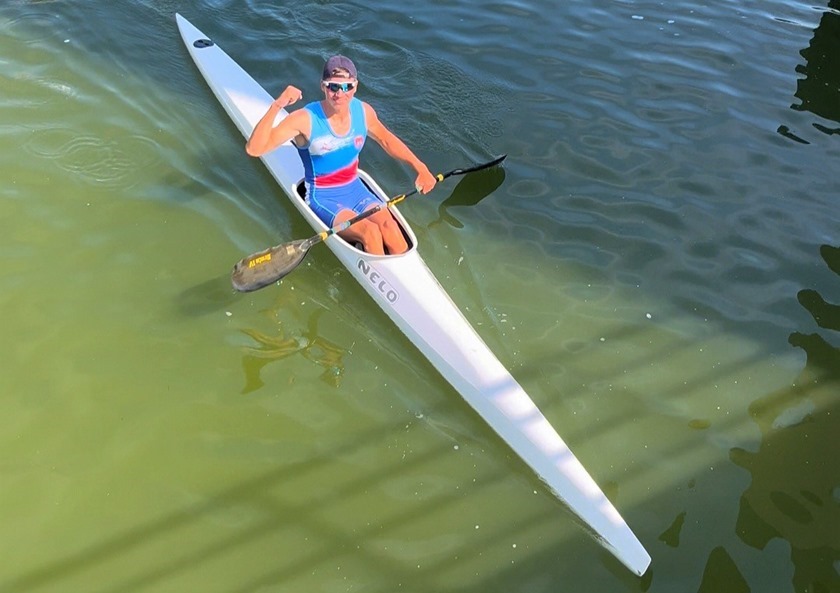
[323,81,356,93]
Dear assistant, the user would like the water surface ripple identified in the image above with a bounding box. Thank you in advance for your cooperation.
[0,0,838,592]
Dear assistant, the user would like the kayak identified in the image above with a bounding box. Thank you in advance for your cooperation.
[175,13,651,576]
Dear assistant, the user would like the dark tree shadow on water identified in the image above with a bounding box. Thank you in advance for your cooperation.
[793,2,840,126]
[712,244,840,593]
[780,0,840,141]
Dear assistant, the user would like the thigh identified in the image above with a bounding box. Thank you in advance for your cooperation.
[351,187,383,214]
[309,180,380,226]
[308,190,344,226]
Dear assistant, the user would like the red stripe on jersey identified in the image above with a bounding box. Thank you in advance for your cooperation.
[314,160,359,187]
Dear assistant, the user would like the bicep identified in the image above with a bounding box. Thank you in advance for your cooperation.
[270,109,310,148]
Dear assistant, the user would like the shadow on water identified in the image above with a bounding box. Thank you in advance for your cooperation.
[175,273,241,316]
[780,0,840,142]
[4,2,836,591]
[720,244,840,593]
[0,369,642,593]
[503,246,840,592]
[0,421,445,592]
[427,165,506,230]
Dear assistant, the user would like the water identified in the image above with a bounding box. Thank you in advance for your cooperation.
[1,0,838,591]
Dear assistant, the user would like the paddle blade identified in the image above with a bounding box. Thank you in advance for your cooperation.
[231,239,312,292]
[446,154,507,178]
[433,163,507,229]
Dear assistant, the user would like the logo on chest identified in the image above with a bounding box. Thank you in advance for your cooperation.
[310,134,365,156]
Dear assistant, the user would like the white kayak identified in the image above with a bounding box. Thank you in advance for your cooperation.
[175,13,651,576]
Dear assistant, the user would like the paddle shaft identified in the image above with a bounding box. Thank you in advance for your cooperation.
[231,155,507,291]
[315,155,506,243]
[315,182,427,242]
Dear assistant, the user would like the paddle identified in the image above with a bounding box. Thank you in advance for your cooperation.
[231,154,507,292]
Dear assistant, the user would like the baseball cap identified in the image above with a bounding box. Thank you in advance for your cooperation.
[322,55,357,80]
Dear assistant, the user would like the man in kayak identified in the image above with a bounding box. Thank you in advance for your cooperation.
[246,55,436,255]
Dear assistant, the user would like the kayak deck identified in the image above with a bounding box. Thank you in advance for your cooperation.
[175,13,651,576]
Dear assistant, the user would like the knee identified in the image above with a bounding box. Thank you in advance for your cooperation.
[357,222,384,253]
[380,218,408,253]
[380,217,401,234]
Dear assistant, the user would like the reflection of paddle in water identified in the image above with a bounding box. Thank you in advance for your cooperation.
[427,164,506,229]
[240,309,346,394]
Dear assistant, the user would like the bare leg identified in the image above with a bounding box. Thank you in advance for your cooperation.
[334,209,386,254]
[366,208,408,254]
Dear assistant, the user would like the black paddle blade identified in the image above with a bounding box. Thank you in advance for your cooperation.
[447,154,507,178]
[431,165,506,229]
[231,238,313,292]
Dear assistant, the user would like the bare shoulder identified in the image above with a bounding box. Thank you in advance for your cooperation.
[362,101,387,137]
[362,101,381,122]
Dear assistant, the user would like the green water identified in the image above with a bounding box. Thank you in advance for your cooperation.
[1,1,838,592]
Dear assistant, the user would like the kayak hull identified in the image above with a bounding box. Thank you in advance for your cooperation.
[176,13,650,576]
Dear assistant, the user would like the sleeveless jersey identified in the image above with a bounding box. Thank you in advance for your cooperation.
[297,98,367,189]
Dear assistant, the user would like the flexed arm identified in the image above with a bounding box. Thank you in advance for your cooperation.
[246,85,308,156]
